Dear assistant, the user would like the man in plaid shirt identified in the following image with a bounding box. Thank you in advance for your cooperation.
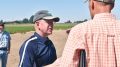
[0,22,11,67]
[45,0,120,67]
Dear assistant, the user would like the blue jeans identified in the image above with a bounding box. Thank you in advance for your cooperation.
[0,52,8,67]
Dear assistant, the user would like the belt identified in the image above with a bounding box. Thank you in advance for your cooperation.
[0,48,7,50]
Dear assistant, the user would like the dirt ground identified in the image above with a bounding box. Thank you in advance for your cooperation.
[7,30,68,67]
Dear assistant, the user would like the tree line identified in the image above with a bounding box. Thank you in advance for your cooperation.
[1,15,87,24]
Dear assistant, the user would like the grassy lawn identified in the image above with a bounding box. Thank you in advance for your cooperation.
[5,23,77,34]
[54,23,76,30]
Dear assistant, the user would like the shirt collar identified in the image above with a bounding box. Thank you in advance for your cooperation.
[34,32,48,43]
[93,13,116,21]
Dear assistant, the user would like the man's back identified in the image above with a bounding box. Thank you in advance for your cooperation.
[81,13,120,67]
[55,13,120,67]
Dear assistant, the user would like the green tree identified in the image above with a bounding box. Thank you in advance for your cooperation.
[29,15,34,23]
[0,20,3,23]
[65,20,72,23]
[22,18,29,23]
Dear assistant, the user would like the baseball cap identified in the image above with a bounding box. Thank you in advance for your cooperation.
[85,0,115,4]
[95,0,115,4]
[33,10,60,23]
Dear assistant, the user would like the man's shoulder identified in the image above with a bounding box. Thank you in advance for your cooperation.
[26,36,38,44]
[3,31,10,34]
[115,20,120,27]
[2,31,11,39]
[2,31,10,36]
[21,36,38,49]
[116,20,120,23]
[68,20,93,35]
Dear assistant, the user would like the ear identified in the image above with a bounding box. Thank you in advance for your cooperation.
[36,22,39,26]
[35,21,40,26]
[111,4,114,10]
[91,1,95,10]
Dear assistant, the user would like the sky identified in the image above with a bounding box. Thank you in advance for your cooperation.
[0,0,120,22]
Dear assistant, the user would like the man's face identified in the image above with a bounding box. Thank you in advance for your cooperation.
[0,25,4,33]
[37,19,54,36]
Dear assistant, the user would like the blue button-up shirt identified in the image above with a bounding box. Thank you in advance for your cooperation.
[19,32,57,67]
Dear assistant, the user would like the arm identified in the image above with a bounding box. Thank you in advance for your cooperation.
[7,40,10,54]
[19,43,35,67]
[60,25,86,67]
[7,34,11,54]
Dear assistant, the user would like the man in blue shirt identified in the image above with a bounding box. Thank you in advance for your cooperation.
[0,22,11,67]
[19,10,60,67]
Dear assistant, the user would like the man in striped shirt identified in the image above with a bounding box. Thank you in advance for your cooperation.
[0,22,11,67]
[45,0,120,67]
[18,10,59,67]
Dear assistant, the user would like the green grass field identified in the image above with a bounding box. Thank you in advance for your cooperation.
[5,23,77,34]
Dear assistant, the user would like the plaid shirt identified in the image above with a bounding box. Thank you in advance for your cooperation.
[45,13,120,67]
[0,31,11,54]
